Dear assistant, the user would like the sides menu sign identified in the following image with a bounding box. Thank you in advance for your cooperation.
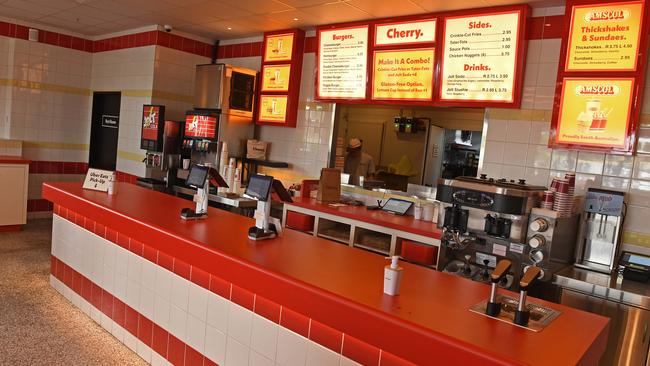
[317,26,369,100]
[565,1,645,71]
[439,10,523,104]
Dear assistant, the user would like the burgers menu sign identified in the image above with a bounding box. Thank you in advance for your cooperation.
[565,0,645,71]
[438,10,524,105]
[316,5,528,107]
[317,26,369,100]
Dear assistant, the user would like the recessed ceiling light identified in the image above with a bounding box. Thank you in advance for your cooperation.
[293,18,299,21]
[227,27,232,30]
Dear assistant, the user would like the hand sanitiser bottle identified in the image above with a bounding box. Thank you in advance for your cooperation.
[384,256,403,296]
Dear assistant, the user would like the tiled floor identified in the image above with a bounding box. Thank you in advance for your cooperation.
[0,219,146,366]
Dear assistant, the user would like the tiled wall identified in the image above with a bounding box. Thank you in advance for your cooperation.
[479,5,650,252]
[217,34,336,185]
[0,21,216,211]
[91,45,156,177]
[50,205,410,366]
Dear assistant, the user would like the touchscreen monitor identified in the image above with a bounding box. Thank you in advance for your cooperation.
[245,174,274,201]
[381,198,413,216]
[186,165,209,188]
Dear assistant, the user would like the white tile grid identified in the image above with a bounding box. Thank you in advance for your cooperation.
[51,216,362,366]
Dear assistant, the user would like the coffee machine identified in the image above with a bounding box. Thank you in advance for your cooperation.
[436,176,546,290]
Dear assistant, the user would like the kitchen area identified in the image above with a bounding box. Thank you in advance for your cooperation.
[2,0,650,365]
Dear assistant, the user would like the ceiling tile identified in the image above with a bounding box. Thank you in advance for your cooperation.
[299,2,371,24]
[1,6,50,20]
[220,0,295,14]
[347,0,426,17]
[277,0,349,8]
[187,1,253,20]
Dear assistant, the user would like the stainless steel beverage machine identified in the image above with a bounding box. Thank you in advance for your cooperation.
[436,176,578,294]
[574,188,626,273]
[185,63,257,168]
[139,105,182,191]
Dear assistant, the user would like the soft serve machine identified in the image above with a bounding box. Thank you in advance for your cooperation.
[436,175,580,296]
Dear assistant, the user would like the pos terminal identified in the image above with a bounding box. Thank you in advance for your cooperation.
[180,165,228,220]
[245,174,292,241]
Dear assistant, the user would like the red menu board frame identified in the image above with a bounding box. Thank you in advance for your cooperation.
[314,4,530,108]
[435,6,529,108]
[256,29,305,128]
[549,0,649,154]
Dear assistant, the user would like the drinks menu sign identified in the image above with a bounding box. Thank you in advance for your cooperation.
[565,1,645,71]
[555,78,634,149]
[372,48,435,101]
[264,33,294,62]
[439,10,522,104]
[317,25,369,99]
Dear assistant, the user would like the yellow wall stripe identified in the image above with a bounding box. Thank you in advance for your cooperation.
[23,141,89,150]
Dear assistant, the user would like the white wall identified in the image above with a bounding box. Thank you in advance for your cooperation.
[479,5,650,252]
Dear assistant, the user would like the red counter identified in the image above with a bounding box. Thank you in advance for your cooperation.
[43,182,609,366]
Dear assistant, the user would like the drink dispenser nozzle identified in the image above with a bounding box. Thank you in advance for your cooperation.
[514,266,542,326]
[485,259,512,316]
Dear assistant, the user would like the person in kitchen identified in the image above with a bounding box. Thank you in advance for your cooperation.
[344,138,375,186]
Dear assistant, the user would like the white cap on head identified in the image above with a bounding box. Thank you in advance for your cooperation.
[348,138,361,149]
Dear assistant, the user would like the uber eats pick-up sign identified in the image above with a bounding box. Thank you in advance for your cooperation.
[83,168,115,192]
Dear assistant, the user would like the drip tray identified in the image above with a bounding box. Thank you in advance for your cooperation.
[469,295,561,332]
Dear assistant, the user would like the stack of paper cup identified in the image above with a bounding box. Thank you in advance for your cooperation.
[232,168,241,194]
[541,190,554,210]
[551,178,573,217]
[422,203,434,222]
[565,172,576,196]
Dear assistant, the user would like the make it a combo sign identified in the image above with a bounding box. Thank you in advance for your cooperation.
[83,168,115,192]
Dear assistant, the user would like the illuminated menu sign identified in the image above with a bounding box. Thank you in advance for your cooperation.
[439,10,522,103]
[566,1,644,71]
[555,78,634,149]
[261,64,291,92]
[317,25,369,99]
[375,19,436,46]
[258,95,288,123]
[372,48,435,101]
[264,33,294,62]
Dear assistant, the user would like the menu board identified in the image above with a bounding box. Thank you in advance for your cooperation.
[261,64,291,92]
[375,19,436,46]
[258,95,288,123]
[372,48,435,101]
[141,105,161,141]
[566,1,644,71]
[317,25,369,99]
[555,78,634,149]
[185,114,217,140]
[439,10,521,103]
[264,33,294,62]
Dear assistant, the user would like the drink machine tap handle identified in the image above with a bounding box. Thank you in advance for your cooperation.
[485,259,512,317]
[514,266,542,327]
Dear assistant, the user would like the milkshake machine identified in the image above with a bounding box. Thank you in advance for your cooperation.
[436,176,579,294]
[139,105,183,191]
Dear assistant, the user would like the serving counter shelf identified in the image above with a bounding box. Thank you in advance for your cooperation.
[42,182,610,366]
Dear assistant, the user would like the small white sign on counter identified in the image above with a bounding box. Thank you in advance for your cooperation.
[82,168,115,192]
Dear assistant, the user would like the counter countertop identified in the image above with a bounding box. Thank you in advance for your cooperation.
[286,197,442,239]
[0,155,30,164]
[43,182,609,366]
[556,266,650,310]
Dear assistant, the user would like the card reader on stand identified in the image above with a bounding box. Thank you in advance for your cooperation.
[245,174,293,241]
[180,164,228,220]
